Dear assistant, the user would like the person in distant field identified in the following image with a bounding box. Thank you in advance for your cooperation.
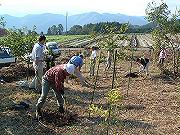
[67,54,89,86]
[29,35,46,92]
[158,49,167,65]
[36,63,75,118]
[105,50,113,71]
[89,46,97,76]
[136,57,150,75]
[82,47,91,58]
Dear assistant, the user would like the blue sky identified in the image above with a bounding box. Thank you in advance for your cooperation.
[0,0,179,17]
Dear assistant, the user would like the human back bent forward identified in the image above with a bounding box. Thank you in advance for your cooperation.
[136,57,150,76]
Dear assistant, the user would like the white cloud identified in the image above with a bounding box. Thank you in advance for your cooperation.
[0,0,179,16]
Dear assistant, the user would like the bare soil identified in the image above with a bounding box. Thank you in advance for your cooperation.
[0,50,179,135]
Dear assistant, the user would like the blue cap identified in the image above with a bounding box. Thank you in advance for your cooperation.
[69,56,83,67]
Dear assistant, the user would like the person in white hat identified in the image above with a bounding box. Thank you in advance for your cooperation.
[36,63,75,118]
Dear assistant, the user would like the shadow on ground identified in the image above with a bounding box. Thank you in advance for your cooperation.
[121,104,146,110]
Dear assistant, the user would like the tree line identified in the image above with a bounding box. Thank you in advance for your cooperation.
[47,24,63,35]
[45,22,160,35]
[1,19,179,37]
[46,20,179,35]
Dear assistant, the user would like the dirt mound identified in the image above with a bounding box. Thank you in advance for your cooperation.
[0,63,34,83]
[40,109,78,127]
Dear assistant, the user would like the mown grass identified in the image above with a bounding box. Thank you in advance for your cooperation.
[46,35,90,43]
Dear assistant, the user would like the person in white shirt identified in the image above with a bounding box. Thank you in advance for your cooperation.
[105,50,113,71]
[29,35,46,92]
[158,49,167,65]
[89,46,97,76]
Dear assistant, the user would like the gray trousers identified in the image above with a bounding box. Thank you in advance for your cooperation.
[36,78,64,109]
[105,57,112,71]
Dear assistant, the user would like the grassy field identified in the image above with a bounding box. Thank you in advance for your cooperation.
[46,35,90,43]
[0,34,90,44]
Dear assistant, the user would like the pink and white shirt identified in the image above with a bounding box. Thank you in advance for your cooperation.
[159,50,167,59]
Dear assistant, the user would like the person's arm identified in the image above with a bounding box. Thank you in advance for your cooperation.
[74,68,84,83]
[73,68,89,86]
[78,60,83,71]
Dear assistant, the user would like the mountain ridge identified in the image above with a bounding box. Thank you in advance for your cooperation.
[1,12,148,33]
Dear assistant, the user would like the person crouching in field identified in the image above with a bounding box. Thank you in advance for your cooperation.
[36,63,75,118]
[67,54,89,87]
[136,57,150,76]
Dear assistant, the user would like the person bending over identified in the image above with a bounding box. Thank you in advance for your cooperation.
[36,63,75,118]
[136,57,150,75]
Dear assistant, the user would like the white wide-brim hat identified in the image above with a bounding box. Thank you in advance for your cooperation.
[64,64,75,74]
